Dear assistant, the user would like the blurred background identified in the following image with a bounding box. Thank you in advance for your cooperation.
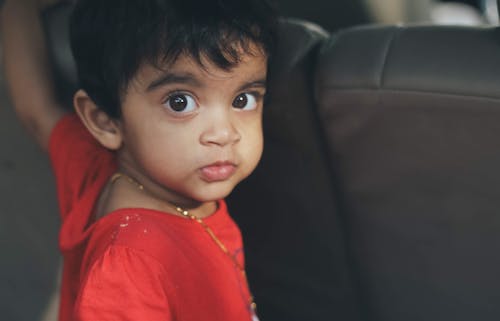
[1,0,498,320]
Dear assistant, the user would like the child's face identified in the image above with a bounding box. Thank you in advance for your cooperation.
[115,49,267,208]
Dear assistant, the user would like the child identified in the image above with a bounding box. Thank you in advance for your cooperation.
[1,0,277,320]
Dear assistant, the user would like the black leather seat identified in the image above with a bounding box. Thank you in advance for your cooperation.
[271,0,371,31]
[228,19,362,321]
[315,24,500,321]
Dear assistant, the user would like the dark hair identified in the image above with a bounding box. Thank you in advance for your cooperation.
[70,0,278,118]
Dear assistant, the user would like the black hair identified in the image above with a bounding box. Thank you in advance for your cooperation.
[70,0,278,118]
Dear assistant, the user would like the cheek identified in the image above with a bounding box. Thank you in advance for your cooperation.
[125,122,193,168]
[240,121,264,169]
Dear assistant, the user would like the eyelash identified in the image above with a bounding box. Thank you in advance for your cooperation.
[162,90,265,115]
[233,92,264,111]
[163,91,198,114]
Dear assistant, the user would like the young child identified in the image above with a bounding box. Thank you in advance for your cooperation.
[1,0,277,320]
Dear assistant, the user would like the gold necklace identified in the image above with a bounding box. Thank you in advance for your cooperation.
[110,172,258,317]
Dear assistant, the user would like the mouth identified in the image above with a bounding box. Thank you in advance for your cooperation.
[199,161,237,182]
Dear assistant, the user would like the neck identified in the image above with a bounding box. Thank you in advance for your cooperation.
[111,167,218,219]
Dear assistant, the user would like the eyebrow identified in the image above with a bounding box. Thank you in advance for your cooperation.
[237,78,267,92]
[146,72,202,91]
[146,71,267,93]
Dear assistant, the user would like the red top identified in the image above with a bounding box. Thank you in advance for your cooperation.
[49,114,256,321]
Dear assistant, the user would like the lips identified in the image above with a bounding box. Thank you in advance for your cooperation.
[199,161,237,182]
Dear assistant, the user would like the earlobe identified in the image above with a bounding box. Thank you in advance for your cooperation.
[73,89,123,150]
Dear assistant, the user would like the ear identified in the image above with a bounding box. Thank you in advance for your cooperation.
[73,89,123,150]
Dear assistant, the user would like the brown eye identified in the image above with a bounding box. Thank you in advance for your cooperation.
[233,94,248,108]
[232,93,257,110]
[165,94,196,113]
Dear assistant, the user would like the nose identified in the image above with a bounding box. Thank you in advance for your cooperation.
[199,111,241,147]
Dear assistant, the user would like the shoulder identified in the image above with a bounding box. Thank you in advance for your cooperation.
[49,113,116,219]
[84,209,191,268]
[76,245,173,320]
[49,113,112,173]
[78,212,183,309]
[48,113,103,162]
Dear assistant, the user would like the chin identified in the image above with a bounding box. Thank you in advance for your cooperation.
[196,182,237,202]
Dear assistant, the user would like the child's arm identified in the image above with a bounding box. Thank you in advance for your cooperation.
[1,0,68,151]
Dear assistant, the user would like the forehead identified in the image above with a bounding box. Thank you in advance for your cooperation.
[130,46,268,92]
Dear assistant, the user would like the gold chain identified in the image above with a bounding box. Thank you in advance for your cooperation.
[110,172,257,312]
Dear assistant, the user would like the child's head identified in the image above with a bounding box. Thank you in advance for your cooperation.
[70,0,277,118]
[70,0,278,209]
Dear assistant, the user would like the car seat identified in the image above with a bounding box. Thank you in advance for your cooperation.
[42,3,500,321]
[315,24,500,321]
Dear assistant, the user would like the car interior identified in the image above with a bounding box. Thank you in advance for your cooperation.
[2,1,500,321]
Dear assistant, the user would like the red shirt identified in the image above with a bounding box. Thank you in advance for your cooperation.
[49,114,256,321]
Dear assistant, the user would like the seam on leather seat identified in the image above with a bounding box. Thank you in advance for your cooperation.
[379,27,402,89]
[323,87,500,102]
